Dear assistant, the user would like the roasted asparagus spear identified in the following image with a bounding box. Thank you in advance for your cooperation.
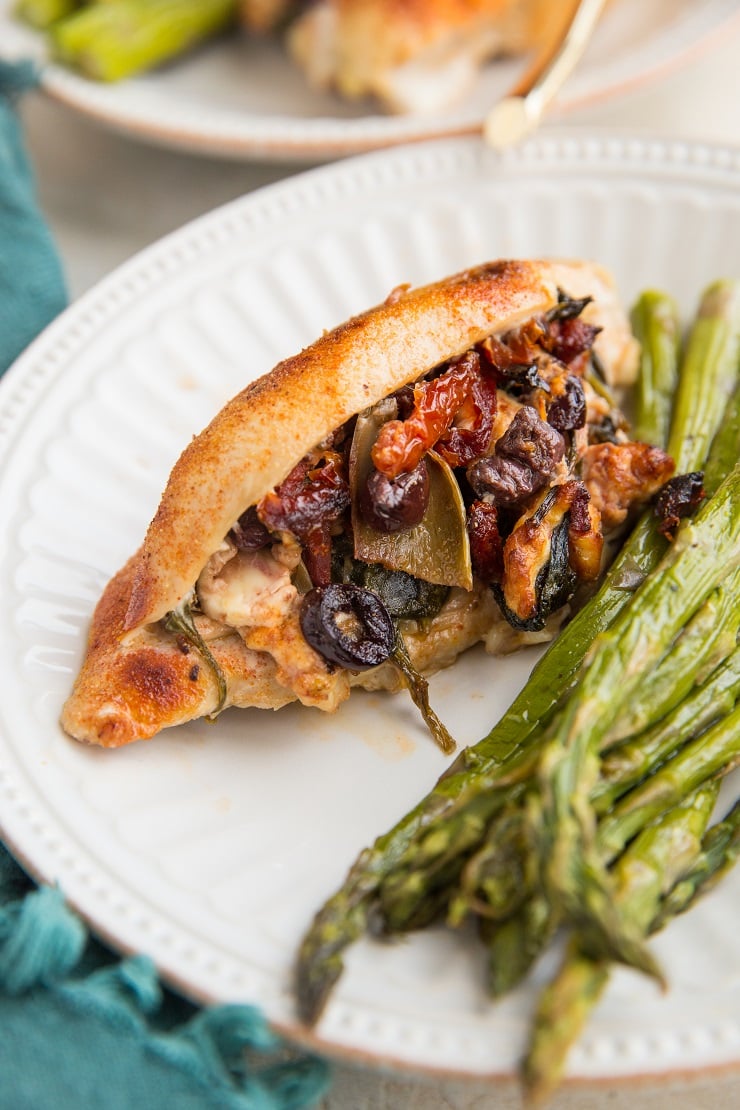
[14,0,81,29]
[50,0,238,82]
[296,282,740,1023]
[630,289,681,448]
[523,783,723,1105]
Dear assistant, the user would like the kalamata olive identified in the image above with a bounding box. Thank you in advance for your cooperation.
[300,584,395,669]
[654,471,705,540]
[547,376,586,432]
[467,453,547,506]
[359,460,430,533]
[496,406,566,473]
[230,506,272,550]
[549,318,601,365]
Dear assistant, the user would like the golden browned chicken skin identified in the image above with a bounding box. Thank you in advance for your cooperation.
[286,0,556,112]
[61,259,663,750]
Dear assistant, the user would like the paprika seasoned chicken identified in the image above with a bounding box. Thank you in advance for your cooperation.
[239,0,558,113]
[61,259,672,750]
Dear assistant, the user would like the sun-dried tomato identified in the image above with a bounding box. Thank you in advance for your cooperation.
[230,505,272,550]
[258,451,350,584]
[371,352,494,478]
[480,301,599,382]
[301,526,334,587]
[467,500,504,584]
[479,324,543,374]
[503,318,548,362]
[435,359,498,468]
[547,317,601,366]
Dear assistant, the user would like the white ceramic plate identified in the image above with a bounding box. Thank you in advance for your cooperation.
[1,0,739,160]
[1,134,740,1084]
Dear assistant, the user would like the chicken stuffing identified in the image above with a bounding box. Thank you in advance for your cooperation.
[189,285,674,714]
[581,442,675,531]
[197,541,349,710]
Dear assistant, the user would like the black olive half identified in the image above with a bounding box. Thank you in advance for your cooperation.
[230,506,272,550]
[300,584,395,670]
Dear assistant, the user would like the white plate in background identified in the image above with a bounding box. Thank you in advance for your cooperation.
[1,0,739,159]
[0,134,739,1083]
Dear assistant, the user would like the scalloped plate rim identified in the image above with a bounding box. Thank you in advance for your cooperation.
[0,0,738,160]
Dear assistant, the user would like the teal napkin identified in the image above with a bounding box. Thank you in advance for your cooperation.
[0,60,330,1110]
[0,60,67,370]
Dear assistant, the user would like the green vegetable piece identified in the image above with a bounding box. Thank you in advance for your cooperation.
[294,282,740,1026]
[14,0,81,29]
[523,783,719,1105]
[50,0,238,83]
[163,598,227,716]
[653,797,740,928]
[378,787,511,933]
[447,805,531,926]
[666,279,740,472]
[523,947,609,1106]
[447,636,740,957]
[484,893,554,999]
[603,569,740,747]
[390,632,456,756]
[350,403,472,591]
[703,381,740,498]
[630,290,681,448]
[594,644,740,814]
[338,555,450,621]
[493,508,576,633]
[535,462,740,976]
[596,704,740,864]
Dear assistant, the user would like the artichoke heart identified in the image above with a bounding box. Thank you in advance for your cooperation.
[494,490,577,632]
[350,400,473,591]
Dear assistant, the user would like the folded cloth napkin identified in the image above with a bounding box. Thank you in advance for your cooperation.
[0,60,66,371]
[0,60,330,1110]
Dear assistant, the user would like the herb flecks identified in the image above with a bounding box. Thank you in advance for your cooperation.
[164,600,227,717]
[391,630,456,755]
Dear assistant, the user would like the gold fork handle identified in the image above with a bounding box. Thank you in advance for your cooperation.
[484,0,607,150]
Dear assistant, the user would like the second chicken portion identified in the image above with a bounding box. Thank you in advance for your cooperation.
[240,0,560,113]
